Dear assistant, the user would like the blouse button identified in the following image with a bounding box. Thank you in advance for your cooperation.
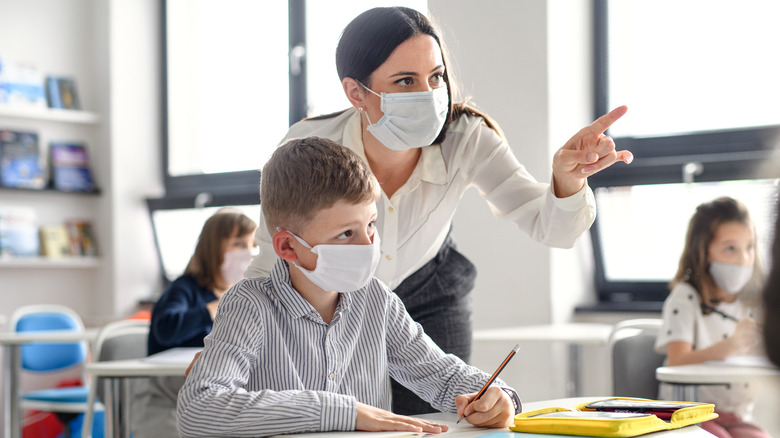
[385,255,392,261]
[388,207,395,213]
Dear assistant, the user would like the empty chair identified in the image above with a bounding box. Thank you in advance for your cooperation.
[81,319,150,438]
[609,318,666,399]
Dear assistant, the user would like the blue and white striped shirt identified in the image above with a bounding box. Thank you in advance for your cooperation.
[177,259,520,437]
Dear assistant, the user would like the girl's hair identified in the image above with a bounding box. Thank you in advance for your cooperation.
[259,136,380,235]
[313,6,504,142]
[671,196,763,309]
[185,208,257,290]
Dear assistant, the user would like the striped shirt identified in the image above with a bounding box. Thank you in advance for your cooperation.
[177,259,520,437]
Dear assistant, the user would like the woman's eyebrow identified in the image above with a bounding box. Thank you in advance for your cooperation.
[389,65,444,78]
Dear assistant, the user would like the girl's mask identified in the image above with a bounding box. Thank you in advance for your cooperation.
[287,230,381,293]
[709,261,753,294]
[360,82,449,151]
[220,248,255,285]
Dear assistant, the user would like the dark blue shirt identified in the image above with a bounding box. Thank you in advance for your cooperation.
[148,274,217,355]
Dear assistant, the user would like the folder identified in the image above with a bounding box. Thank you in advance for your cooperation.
[509,397,717,437]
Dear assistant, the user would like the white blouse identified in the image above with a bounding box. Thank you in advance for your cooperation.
[245,108,596,289]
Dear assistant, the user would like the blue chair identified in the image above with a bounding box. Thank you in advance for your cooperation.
[11,305,91,437]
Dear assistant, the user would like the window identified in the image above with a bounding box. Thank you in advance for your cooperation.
[586,0,780,311]
[151,1,424,282]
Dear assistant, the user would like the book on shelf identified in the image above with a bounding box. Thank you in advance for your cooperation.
[39,224,73,258]
[45,76,81,110]
[65,219,98,257]
[0,129,46,189]
[0,58,47,109]
[0,207,40,257]
[49,142,96,192]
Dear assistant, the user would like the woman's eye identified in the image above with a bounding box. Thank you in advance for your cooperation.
[430,73,444,86]
[396,77,413,86]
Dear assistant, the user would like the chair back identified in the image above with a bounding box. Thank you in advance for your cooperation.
[82,319,150,438]
[609,318,666,399]
[11,304,87,371]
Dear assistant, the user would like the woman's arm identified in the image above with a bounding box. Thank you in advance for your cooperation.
[243,212,276,278]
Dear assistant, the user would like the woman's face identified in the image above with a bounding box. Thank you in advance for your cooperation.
[708,221,755,266]
[366,34,445,96]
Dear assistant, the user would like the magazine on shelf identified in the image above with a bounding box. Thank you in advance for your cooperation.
[39,224,72,258]
[50,142,96,192]
[65,219,98,257]
[45,76,81,110]
[0,129,46,189]
[0,207,40,257]
[0,58,47,109]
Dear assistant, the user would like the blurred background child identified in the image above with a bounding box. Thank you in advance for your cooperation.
[133,208,257,437]
[655,196,767,438]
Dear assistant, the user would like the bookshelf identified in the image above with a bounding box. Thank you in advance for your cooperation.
[0,107,100,124]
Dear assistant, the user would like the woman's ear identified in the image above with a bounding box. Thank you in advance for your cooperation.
[342,77,366,110]
[273,231,298,263]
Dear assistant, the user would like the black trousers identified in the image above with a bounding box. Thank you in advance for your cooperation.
[390,233,477,415]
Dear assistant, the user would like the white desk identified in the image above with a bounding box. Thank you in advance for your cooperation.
[656,362,780,401]
[473,323,613,397]
[84,347,201,438]
[0,328,99,438]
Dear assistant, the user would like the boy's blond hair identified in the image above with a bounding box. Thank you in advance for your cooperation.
[260,136,380,235]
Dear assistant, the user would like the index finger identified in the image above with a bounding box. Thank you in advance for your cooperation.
[589,105,628,136]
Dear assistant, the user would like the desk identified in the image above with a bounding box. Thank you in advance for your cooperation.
[84,347,200,438]
[473,323,613,397]
[656,363,780,401]
[0,328,99,438]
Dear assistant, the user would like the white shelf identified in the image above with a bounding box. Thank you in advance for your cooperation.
[0,106,100,124]
[0,257,101,269]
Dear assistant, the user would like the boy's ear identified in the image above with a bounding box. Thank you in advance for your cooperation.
[273,231,298,263]
[342,77,366,110]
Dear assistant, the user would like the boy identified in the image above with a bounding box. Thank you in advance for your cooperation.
[177,137,521,437]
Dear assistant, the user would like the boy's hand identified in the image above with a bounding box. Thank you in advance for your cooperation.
[455,386,514,428]
[355,402,448,434]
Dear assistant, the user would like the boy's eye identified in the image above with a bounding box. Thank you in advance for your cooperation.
[367,221,375,231]
[336,230,353,240]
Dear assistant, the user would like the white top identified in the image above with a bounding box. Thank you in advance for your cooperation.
[473,323,613,345]
[246,109,596,289]
[655,282,758,418]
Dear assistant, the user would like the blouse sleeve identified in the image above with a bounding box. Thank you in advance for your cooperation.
[461,122,595,249]
[655,283,698,354]
[243,210,276,279]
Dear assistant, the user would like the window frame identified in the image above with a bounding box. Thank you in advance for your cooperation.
[157,0,306,205]
[585,0,780,312]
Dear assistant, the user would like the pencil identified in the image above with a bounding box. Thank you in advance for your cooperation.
[701,303,740,322]
[457,343,521,424]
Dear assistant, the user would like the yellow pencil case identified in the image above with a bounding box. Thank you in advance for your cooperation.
[509,397,718,437]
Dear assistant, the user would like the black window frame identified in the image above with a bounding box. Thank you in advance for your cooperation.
[155,0,306,207]
[583,0,780,313]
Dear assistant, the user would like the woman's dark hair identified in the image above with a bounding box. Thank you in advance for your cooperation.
[329,6,503,143]
[671,196,763,310]
[763,197,780,366]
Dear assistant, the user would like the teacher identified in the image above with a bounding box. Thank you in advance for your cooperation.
[245,6,632,415]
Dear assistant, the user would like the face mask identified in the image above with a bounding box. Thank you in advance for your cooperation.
[709,261,754,293]
[220,248,254,286]
[287,230,381,293]
[359,82,449,151]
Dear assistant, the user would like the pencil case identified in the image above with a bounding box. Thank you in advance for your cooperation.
[509,397,718,437]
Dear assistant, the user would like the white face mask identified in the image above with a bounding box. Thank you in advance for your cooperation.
[220,248,254,286]
[288,231,381,293]
[360,82,449,151]
[709,261,754,293]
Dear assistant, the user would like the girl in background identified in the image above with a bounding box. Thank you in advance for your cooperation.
[134,208,257,438]
[655,196,768,438]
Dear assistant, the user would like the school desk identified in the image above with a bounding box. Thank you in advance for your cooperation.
[656,361,780,401]
[0,328,99,438]
[473,323,613,397]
